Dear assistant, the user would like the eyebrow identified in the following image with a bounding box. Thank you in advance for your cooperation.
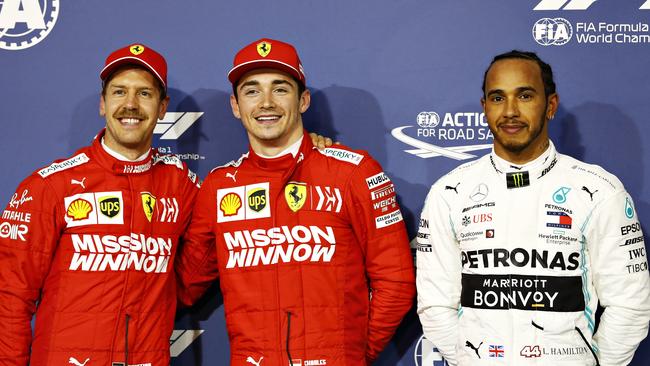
[108,84,154,90]
[487,86,538,96]
[239,79,293,90]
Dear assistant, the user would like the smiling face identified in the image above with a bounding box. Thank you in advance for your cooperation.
[481,58,558,164]
[99,66,169,159]
[230,69,310,156]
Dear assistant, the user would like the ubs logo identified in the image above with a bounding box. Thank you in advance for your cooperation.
[0,0,60,50]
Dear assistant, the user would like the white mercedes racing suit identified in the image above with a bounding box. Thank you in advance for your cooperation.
[416,142,650,366]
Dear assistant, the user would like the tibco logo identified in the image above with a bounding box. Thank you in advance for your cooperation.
[533,18,573,46]
[414,335,448,366]
[155,112,204,140]
[0,0,59,50]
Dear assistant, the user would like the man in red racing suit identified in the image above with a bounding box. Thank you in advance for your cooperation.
[176,38,415,365]
[0,44,199,366]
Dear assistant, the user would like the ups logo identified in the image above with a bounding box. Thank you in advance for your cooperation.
[99,196,121,218]
[247,188,267,212]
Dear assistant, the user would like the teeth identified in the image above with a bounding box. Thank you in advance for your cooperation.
[120,118,140,124]
[256,116,279,121]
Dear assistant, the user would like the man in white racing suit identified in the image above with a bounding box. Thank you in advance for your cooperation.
[416,50,650,365]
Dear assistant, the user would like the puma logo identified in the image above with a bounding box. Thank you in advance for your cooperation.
[226,171,238,182]
[71,177,86,189]
[465,340,483,359]
[581,186,598,201]
[445,182,460,194]
[68,357,90,366]
[246,356,263,366]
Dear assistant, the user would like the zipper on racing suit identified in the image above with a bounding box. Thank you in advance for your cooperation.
[286,311,293,366]
[575,326,600,366]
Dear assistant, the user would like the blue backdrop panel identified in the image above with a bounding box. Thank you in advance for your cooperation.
[1,0,648,365]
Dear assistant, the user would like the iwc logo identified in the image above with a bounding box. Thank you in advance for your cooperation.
[0,0,60,50]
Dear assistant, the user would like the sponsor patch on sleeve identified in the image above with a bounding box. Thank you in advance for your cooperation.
[366,171,391,190]
[38,153,90,178]
[318,148,364,165]
[375,209,403,229]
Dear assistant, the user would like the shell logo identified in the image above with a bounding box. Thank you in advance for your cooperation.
[220,193,242,216]
[66,198,93,220]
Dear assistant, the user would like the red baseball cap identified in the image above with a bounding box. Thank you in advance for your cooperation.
[100,43,167,90]
[228,38,306,87]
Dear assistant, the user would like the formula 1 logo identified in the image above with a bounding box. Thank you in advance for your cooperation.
[534,0,650,10]
[155,112,203,140]
[170,329,204,357]
[0,0,59,50]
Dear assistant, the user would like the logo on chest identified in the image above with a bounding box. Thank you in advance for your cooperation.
[217,183,270,223]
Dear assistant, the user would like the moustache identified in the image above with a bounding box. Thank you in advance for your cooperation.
[114,109,147,120]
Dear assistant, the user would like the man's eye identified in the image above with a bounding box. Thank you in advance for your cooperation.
[140,90,151,97]
[519,94,532,100]
[244,89,259,96]
[274,88,288,94]
[113,90,125,96]
[490,96,503,102]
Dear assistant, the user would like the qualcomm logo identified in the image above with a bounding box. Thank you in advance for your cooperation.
[533,18,573,45]
[534,0,650,10]
[155,112,203,140]
[391,111,492,160]
[414,335,448,366]
[170,329,204,357]
[0,0,59,50]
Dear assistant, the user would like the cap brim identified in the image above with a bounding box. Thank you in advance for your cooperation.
[228,59,303,86]
[100,56,166,89]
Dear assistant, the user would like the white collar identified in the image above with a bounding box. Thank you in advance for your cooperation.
[101,137,149,162]
[257,136,303,159]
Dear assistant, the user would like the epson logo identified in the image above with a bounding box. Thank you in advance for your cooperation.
[621,222,642,236]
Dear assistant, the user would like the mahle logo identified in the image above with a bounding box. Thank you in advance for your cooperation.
[533,18,573,46]
[0,0,59,50]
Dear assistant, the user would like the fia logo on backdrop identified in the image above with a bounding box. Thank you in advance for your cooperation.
[0,0,59,50]
[391,111,493,161]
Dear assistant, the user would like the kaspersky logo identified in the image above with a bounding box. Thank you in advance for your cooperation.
[0,0,59,50]
[155,112,203,140]
[533,0,650,10]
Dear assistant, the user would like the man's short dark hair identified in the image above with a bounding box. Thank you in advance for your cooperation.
[101,65,167,101]
[232,76,306,102]
[482,50,556,98]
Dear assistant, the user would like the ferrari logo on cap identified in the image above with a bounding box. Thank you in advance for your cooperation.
[257,41,271,57]
[285,182,307,212]
[141,192,156,222]
[130,44,145,55]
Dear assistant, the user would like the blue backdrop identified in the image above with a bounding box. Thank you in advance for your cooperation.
[1,0,649,365]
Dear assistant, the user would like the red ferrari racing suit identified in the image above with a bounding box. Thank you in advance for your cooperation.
[177,133,415,365]
[0,130,198,366]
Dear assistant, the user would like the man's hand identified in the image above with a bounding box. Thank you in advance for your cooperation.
[309,132,336,150]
